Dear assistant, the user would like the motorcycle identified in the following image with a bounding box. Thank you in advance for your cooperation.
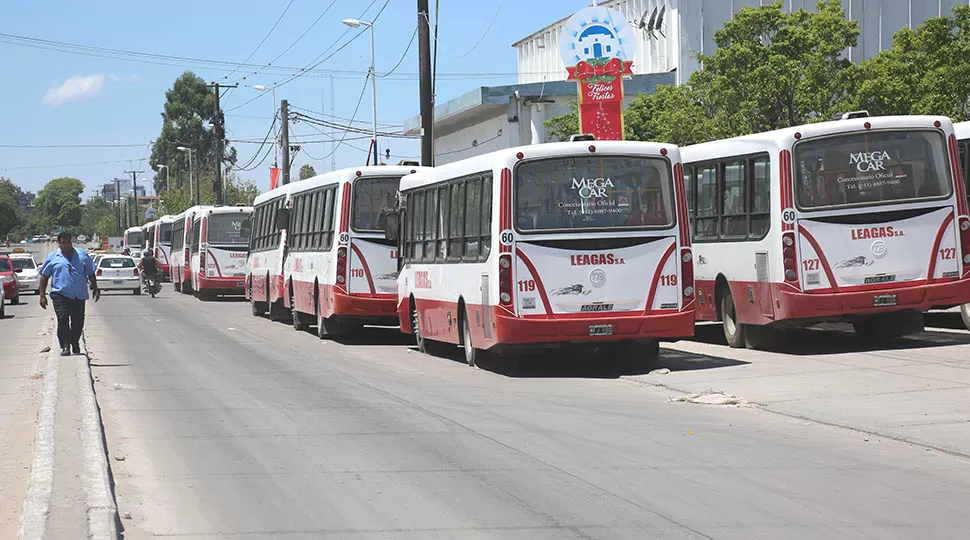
[143,273,162,298]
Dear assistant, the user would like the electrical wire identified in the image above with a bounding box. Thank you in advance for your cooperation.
[238,0,343,81]
[0,157,146,171]
[0,143,148,148]
[223,0,295,81]
[434,132,503,156]
[292,112,418,139]
[379,26,418,79]
[422,0,504,59]
[288,104,403,128]
[232,113,278,171]
[317,77,370,161]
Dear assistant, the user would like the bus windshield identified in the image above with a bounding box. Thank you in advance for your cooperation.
[515,155,674,232]
[795,130,952,210]
[206,214,252,245]
[127,231,144,246]
[353,177,398,232]
[159,223,173,244]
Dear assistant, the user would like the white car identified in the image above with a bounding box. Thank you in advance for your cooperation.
[96,256,142,295]
[10,254,40,295]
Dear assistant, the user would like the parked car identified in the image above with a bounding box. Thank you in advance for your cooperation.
[0,255,19,305]
[9,253,40,295]
[95,255,141,295]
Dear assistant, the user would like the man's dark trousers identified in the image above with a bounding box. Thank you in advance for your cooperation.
[50,293,85,350]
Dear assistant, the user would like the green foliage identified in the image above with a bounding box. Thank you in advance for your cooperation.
[160,173,259,215]
[34,177,84,231]
[543,100,579,142]
[149,71,237,196]
[80,196,115,238]
[854,5,970,119]
[299,164,317,180]
[0,177,23,239]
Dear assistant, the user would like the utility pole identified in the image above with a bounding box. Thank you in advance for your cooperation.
[125,169,144,226]
[114,179,122,235]
[207,82,237,206]
[280,99,291,185]
[417,0,434,166]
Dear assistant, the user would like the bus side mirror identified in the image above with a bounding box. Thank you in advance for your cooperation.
[275,207,290,230]
[384,211,401,242]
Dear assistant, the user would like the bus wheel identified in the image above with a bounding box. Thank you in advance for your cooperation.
[411,304,442,354]
[720,290,746,348]
[461,307,488,367]
[251,283,267,316]
[291,291,311,331]
[961,303,970,331]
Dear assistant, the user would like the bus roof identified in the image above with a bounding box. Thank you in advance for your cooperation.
[124,226,144,234]
[954,121,970,140]
[156,214,178,224]
[200,205,253,216]
[681,115,953,163]
[399,141,679,192]
[256,165,429,204]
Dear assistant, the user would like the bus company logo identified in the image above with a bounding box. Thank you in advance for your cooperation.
[414,270,432,289]
[589,268,607,288]
[871,240,888,259]
[570,253,625,266]
[849,150,891,172]
[572,177,614,198]
[851,226,903,240]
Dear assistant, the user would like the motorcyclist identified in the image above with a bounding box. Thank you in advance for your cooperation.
[137,249,159,291]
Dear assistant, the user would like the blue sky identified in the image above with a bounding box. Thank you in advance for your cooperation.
[0,0,584,199]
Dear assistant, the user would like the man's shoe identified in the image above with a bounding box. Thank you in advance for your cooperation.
[71,344,80,354]
[60,347,70,356]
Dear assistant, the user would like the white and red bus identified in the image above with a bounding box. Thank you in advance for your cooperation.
[391,141,695,367]
[247,166,425,335]
[168,205,211,293]
[189,206,253,299]
[122,226,145,255]
[950,120,970,329]
[151,214,177,281]
[681,114,970,348]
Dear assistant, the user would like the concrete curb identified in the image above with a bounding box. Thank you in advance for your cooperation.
[77,332,119,540]
[18,312,57,540]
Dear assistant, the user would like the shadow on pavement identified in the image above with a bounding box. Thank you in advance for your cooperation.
[925,312,969,331]
[689,321,970,356]
[334,326,416,347]
[195,296,247,303]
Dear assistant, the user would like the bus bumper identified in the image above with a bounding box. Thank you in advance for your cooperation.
[332,291,398,319]
[158,263,170,281]
[776,279,970,321]
[197,276,247,295]
[492,309,695,345]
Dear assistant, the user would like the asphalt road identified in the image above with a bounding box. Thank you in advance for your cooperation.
[82,289,970,540]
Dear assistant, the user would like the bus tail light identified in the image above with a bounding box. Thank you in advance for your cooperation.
[498,254,513,305]
[336,247,348,286]
[155,247,160,259]
[184,248,190,263]
[782,232,798,282]
[680,248,694,300]
[960,217,970,266]
[200,251,207,277]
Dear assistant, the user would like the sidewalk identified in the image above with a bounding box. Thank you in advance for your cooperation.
[631,320,970,457]
[0,303,48,538]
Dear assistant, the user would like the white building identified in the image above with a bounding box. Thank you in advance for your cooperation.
[408,0,970,165]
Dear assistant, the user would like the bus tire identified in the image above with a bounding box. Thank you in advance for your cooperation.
[460,307,488,367]
[720,290,745,348]
[961,303,970,331]
[250,281,267,316]
[133,287,141,296]
[174,280,181,293]
[291,290,311,331]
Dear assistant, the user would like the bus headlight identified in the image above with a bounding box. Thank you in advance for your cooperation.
[336,275,345,284]
[782,235,794,247]
[961,220,970,232]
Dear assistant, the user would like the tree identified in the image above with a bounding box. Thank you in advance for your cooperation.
[149,71,237,198]
[0,178,23,240]
[854,5,970,119]
[34,177,84,232]
[543,100,579,142]
[299,164,317,180]
[80,196,115,238]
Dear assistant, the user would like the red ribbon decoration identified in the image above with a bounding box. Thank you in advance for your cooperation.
[567,58,633,81]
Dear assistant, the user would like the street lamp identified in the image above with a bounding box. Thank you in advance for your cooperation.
[176,146,196,206]
[157,165,170,191]
[342,18,379,166]
[253,84,279,167]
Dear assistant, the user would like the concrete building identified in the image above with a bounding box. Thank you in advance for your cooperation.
[408,0,970,165]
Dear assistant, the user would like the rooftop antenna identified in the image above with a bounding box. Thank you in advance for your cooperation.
[655,5,666,37]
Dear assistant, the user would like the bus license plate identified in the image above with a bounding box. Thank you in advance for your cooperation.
[873,294,897,307]
[235,281,245,287]
[589,324,614,336]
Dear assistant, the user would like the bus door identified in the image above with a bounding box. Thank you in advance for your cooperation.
[790,130,960,295]
[511,156,684,322]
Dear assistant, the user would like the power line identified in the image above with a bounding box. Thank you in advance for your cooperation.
[0,143,148,148]
[237,0,342,81]
[422,0,505,59]
[0,157,146,171]
[379,26,418,78]
[223,0,295,81]
[318,77,370,161]
[292,112,417,139]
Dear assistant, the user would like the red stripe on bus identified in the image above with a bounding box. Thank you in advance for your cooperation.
[797,225,838,292]
[949,134,969,216]
[500,168,512,253]
[673,162,690,247]
[339,183,352,233]
[643,242,676,315]
[805,279,929,295]
[514,248,553,317]
[927,212,955,283]
[208,252,224,278]
[350,243,377,295]
[781,150,794,232]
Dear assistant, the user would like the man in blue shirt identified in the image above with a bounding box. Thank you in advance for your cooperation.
[38,232,100,356]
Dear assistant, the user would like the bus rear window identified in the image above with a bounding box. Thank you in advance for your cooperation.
[795,130,952,210]
[127,231,144,246]
[159,223,173,244]
[515,156,674,232]
[207,214,252,245]
[352,177,399,232]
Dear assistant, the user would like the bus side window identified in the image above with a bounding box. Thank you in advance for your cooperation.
[437,186,450,261]
[694,164,718,240]
[721,160,747,239]
[959,141,970,198]
[464,178,482,261]
[750,156,771,239]
[481,174,492,261]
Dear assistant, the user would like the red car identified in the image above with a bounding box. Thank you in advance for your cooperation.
[0,255,20,305]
